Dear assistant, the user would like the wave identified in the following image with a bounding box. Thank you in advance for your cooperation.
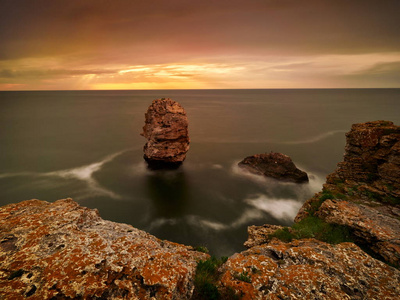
[197,129,346,144]
[48,150,131,199]
[148,196,298,233]
[244,195,302,222]
[148,218,178,230]
[280,130,347,145]
[0,171,36,179]
[232,161,324,193]
[0,149,131,200]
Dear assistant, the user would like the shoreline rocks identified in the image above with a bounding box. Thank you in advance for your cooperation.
[141,98,190,169]
[294,120,400,267]
[0,199,207,299]
[220,239,400,300]
[238,152,309,183]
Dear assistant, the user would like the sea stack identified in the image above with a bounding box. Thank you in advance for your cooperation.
[238,152,309,183]
[141,98,190,169]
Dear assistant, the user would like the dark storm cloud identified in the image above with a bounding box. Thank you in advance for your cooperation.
[1,0,399,63]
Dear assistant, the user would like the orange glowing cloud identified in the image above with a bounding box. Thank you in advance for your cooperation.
[0,0,399,90]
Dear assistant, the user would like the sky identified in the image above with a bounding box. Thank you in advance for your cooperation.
[0,0,399,90]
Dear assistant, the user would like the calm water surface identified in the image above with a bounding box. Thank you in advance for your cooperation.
[1,89,399,256]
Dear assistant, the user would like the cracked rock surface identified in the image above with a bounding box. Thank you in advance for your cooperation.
[0,199,207,299]
[141,98,190,169]
[220,239,400,300]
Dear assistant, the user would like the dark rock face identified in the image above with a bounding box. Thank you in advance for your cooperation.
[141,98,189,169]
[0,199,207,299]
[296,120,400,267]
[238,152,309,183]
[330,120,400,197]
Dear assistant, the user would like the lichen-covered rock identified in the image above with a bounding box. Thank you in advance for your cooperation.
[329,120,400,197]
[295,120,400,267]
[219,239,400,300]
[315,199,400,267]
[244,224,285,248]
[141,98,190,169]
[238,152,309,183]
[0,199,207,299]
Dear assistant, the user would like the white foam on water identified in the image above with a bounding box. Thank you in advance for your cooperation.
[46,150,127,199]
[199,218,228,231]
[148,218,178,230]
[231,161,270,184]
[186,215,228,231]
[197,129,346,144]
[280,130,347,145]
[230,208,265,228]
[245,194,302,222]
[0,150,131,200]
[0,172,36,178]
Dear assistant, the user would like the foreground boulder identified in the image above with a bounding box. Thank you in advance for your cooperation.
[0,199,207,299]
[141,98,190,169]
[238,152,309,183]
[1,197,399,300]
[219,239,400,300]
[296,120,400,267]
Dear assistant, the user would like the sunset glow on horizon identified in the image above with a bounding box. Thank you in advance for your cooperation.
[1,0,399,90]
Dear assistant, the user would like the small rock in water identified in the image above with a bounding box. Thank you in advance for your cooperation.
[238,152,309,183]
[141,98,190,169]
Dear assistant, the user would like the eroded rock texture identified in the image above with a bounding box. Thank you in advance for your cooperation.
[331,120,400,196]
[296,120,400,267]
[219,239,400,300]
[244,224,285,248]
[238,152,309,183]
[141,98,190,169]
[0,199,207,299]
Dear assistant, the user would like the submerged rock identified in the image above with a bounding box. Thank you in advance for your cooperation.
[141,98,190,169]
[238,152,309,183]
[0,199,207,299]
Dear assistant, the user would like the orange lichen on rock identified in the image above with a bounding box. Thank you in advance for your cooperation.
[0,199,207,299]
[294,120,400,267]
[219,239,400,299]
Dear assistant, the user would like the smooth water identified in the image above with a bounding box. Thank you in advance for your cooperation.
[1,89,399,256]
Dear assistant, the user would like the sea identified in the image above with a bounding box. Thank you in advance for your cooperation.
[0,89,399,256]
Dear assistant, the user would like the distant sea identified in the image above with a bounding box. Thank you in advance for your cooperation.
[1,89,399,256]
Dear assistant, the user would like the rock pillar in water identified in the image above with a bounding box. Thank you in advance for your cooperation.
[141,98,190,169]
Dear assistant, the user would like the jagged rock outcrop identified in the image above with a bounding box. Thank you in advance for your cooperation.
[295,120,400,267]
[238,152,309,183]
[329,120,400,197]
[219,239,400,300]
[141,98,190,169]
[0,199,207,299]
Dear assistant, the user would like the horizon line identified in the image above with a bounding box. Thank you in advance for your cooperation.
[1,87,400,92]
